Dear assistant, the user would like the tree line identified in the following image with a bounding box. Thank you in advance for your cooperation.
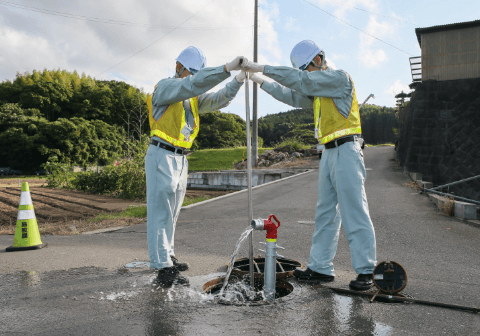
[258,104,398,146]
[0,68,397,172]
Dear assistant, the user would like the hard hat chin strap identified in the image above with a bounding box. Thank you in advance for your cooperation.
[311,52,325,69]
[176,63,186,78]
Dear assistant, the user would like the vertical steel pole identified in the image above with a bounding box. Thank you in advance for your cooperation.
[252,0,258,167]
[245,73,254,288]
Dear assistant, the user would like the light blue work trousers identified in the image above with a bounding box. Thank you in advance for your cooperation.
[308,139,377,276]
[145,143,188,269]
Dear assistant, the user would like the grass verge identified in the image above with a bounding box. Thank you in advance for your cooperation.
[187,147,269,171]
[0,175,46,180]
[368,143,395,147]
[89,196,214,223]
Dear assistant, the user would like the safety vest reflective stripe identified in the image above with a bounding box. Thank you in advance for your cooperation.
[17,210,35,220]
[313,98,321,139]
[320,126,362,144]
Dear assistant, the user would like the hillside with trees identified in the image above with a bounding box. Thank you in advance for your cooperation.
[0,70,150,172]
[258,104,398,146]
[0,68,397,173]
[0,69,250,172]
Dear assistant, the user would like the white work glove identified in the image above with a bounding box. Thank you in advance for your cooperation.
[225,56,248,72]
[250,74,264,86]
[235,71,247,83]
[242,61,265,73]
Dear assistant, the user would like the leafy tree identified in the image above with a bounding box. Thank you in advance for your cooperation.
[0,104,124,172]
[193,111,247,150]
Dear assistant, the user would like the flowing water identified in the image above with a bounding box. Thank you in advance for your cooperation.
[217,227,254,300]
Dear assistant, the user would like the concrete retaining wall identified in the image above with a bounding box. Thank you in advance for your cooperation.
[187,169,307,190]
[397,78,480,201]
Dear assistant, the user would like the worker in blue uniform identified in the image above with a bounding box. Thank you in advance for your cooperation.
[146,46,247,286]
[242,40,376,290]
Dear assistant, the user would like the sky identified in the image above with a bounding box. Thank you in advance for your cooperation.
[1,0,480,120]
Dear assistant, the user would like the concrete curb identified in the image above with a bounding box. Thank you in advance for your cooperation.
[82,226,125,235]
[182,169,316,209]
[407,170,479,226]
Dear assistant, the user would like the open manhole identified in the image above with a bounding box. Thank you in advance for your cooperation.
[228,256,302,280]
[202,276,293,305]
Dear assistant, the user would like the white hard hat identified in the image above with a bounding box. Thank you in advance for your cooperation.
[290,40,324,70]
[175,46,207,74]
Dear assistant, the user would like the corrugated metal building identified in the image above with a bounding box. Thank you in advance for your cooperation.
[416,20,480,81]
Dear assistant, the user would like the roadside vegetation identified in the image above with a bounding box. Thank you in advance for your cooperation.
[187,147,269,171]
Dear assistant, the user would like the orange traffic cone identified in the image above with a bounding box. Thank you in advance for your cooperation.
[6,182,47,251]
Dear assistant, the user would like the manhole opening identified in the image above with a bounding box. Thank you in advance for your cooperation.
[202,276,293,304]
[229,257,302,279]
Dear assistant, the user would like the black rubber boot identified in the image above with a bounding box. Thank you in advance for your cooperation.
[349,273,373,291]
[171,256,189,271]
[155,266,189,287]
[293,267,335,283]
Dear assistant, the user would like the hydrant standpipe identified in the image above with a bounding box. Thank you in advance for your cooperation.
[251,215,281,301]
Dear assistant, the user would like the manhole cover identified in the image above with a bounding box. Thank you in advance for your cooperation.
[228,256,302,280]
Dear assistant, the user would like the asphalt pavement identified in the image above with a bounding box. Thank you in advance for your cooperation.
[1,146,479,335]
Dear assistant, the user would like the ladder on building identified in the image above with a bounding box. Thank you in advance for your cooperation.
[409,56,422,82]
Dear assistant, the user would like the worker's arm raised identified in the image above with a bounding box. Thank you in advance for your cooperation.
[260,80,313,108]
[152,65,230,107]
[198,76,244,113]
[262,65,351,99]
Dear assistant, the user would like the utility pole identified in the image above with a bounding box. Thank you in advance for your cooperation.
[252,0,258,166]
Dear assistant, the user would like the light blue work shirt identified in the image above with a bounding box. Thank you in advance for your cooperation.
[150,65,243,146]
[261,65,355,120]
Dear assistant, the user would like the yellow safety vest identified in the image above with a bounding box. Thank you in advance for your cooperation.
[147,95,200,149]
[313,85,361,145]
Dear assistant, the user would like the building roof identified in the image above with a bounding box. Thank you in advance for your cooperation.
[415,19,480,46]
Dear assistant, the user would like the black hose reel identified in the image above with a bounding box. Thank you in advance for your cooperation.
[371,261,408,301]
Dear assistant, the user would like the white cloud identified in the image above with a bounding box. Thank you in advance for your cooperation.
[313,0,379,21]
[0,0,255,94]
[258,0,282,65]
[325,57,337,70]
[358,15,398,67]
[385,79,410,96]
[284,16,299,32]
[384,79,410,105]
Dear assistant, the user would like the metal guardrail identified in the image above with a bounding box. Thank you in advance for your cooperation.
[423,189,480,206]
[423,174,480,206]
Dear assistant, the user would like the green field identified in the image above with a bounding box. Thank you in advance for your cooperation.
[187,147,268,171]
[89,196,214,222]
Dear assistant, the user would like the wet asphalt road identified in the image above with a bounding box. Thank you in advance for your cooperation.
[1,146,479,335]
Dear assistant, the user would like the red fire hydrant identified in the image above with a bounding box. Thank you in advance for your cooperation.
[251,214,281,300]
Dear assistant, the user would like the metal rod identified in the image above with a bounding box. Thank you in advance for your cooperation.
[424,188,480,206]
[326,287,479,313]
[430,174,480,191]
[252,0,258,167]
[276,260,285,272]
[253,259,261,273]
[245,73,254,288]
